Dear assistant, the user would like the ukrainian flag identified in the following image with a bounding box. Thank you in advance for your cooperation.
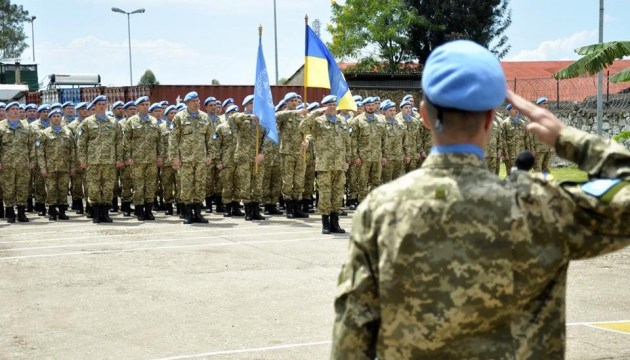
[305,24,357,111]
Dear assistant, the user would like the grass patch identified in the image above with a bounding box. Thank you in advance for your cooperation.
[498,163,587,182]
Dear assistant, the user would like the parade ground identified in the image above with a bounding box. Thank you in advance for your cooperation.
[0,211,628,359]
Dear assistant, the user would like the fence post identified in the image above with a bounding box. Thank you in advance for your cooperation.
[556,78,560,110]
[513,78,517,93]
[606,71,610,104]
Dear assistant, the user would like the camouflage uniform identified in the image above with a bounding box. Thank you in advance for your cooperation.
[346,116,360,208]
[30,119,51,212]
[485,117,502,175]
[381,117,406,184]
[396,112,421,173]
[351,113,388,202]
[261,137,282,213]
[302,135,316,209]
[214,116,240,216]
[123,114,162,217]
[332,127,630,359]
[528,123,554,173]
[67,118,88,212]
[36,125,75,216]
[159,119,177,210]
[0,119,35,221]
[275,110,308,210]
[77,115,123,220]
[232,112,265,220]
[118,117,134,211]
[501,116,531,175]
[205,114,224,212]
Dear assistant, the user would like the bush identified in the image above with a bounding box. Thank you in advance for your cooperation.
[612,131,630,143]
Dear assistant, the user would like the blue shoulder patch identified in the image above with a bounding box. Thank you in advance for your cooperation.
[35,140,41,148]
[581,179,622,198]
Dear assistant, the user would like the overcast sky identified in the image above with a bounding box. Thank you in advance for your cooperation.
[13,0,629,87]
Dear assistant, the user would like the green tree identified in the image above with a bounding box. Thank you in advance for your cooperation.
[138,69,159,85]
[405,0,512,64]
[0,0,30,59]
[554,41,630,83]
[328,0,416,72]
[211,79,220,85]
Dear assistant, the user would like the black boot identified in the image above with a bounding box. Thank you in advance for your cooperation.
[269,203,283,215]
[321,214,331,234]
[58,205,69,220]
[0,205,4,219]
[176,203,183,215]
[92,205,101,223]
[37,202,47,216]
[48,205,58,221]
[6,207,16,223]
[339,208,348,216]
[349,199,358,211]
[223,202,232,217]
[293,199,309,218]
[215,196,226,213]
[111,197,119,212]
[278,196,285,210]
[165,203,174,216]
[144,203,155,220]
[135,204,145,221]
[251,202,265,221]
[158,196,165,211]
[153,199,160,211]
[182,204,194,224]
[101,204,113,223]
[71,199,77,210]
[121,202,131,216]
[193,203,209,223]
[263,204,272,215]
[244,203,253,221]
[330,212,346,233]
[17,206,29,222]
[27,197,34,212]
[301,199,311,214]
[205,196,213,213]
[286,198,295,219]
[231,201,244,217]
[76,199,85,215]
[86,202,92,218]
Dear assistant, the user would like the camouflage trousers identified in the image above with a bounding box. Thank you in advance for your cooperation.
[161,165,177,204]
[347,163,360,200]
[236,161,264,203]
[131,163,158,205]
[113,168,122,197]
[303,159,316,200]
[121,167,133,202]
[71,169,86,200]
[32,167,46,203]
[504,152,518,175]
[486,156,500,175]
[206,164,222,197]
[262,164,282,205]
[381,160,404,184]
[86,164,117,205]
[45,171,70,205]
[220,165,237,204]
[317,170,345,215]
[358,160,382,201]
[535,151,553,173]
[179,161,207,205]
[2,165,30,207]
[281,154,305,200]
[405,158,419,173]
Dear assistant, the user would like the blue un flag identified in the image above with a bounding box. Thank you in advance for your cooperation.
[254,37,279,144]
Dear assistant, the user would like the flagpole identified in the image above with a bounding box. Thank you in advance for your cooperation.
[256,25,263,175]
[303,14,309,164]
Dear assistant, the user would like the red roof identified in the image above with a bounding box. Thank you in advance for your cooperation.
[501,60,630,79]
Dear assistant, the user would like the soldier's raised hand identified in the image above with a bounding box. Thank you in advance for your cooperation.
[507,90,565,147]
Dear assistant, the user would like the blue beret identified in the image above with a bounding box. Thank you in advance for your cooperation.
[51,103,62,109]
[402,94,413,102]
[413,107,418,112]
[159,101,169,106]
[204,97,216,106]
[92,95,107,104]
[283,92,299,102]
[275,99,287,112]
[535,97,548,105]
[48,109,62,117]
[322,95,337,105]
[176,103,186,110]
[222,98,234,108]
[356,101,363,108]
[352,95,362,102]
[75,102,88,110]
[0,102,5,109]
[506,104,513,111]
[374,97,381,102]
[382,102,396,111]
[307,102,320,111]
[38,104,51,112]
[225,104,239,114]
[296,104,305,110]
[149,103,161,112]
[19,104,25,110]
[214,100,221,105]
[62,101,74,108]
[6,101,20,110]
[25,103,37,110]
[422,40,506,112]
[164,105,177,115]
[111,101,124,109]
[123,101,135,109]
[242,95,255,106]
[400,100,412,108]
[86,102,94,110]
[380,100,392,110]
[184,91,199,102]
[135,96,150,106]
[362,97,375,105]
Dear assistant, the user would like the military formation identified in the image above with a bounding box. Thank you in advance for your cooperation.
[0,89,553,230]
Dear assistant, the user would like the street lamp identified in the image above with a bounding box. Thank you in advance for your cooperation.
[29,16,36,62]
[111,7,145,86]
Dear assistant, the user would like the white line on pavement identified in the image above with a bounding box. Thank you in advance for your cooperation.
[566,319,630,326]
[584,324,630,336]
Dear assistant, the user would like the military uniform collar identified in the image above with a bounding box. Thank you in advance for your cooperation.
[422,152,487,170]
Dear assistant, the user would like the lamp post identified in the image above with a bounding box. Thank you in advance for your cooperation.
[29,16,36,62]
[111,7,145,86]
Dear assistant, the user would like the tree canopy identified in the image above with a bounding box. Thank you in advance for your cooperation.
[138,69,159,86]
[554,41,630,83]
[0,0,30,60]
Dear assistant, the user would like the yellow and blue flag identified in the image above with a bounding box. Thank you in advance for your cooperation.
[254,35,279,144]
[305,25,357,111]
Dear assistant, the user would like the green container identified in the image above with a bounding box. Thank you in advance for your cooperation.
[0,63,39,91]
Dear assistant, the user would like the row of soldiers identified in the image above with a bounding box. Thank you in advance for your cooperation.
[0,93,552,232]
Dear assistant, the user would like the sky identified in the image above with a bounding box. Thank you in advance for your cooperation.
[10,0,630,87]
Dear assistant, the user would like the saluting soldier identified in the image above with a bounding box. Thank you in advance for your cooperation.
[77,96,125,223]
[36,109,75,221]
[0,102,36,223]
[533,97,555,173]
[501,104,531,174]
[169,91,213,224]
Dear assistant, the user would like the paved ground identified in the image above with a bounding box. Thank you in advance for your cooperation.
[0,208,628,360]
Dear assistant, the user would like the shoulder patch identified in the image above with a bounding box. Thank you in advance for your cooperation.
[35,140,41,148]
[78,129,83,136]
[582,179,629,203]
